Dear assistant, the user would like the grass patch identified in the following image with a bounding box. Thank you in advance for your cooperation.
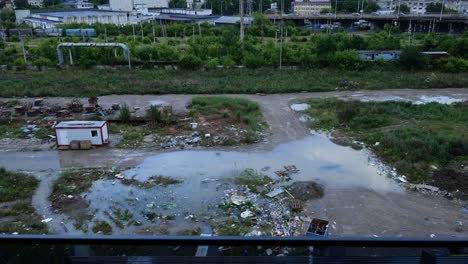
[50,168,117,200]
[190,96,265,132]
[92,220,113,235]
[306,99,468,183]
[139,175,183,188]
[110,124,150,148]
[1,68,465,98]
[0,168,48,234]
[231,168,273,190]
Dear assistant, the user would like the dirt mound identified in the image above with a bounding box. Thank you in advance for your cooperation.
[288,182,324,201]
[432,168,468,196]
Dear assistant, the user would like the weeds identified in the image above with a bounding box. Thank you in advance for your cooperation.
[0,168,48,234]
[92,220,112,235]
[306,99,468,183]
[0,69,467,97]
[232,168,273,190]
[119,104,131,124]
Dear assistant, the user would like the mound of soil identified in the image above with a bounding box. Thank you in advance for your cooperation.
[432,168,468,196]
[288,181,324,201]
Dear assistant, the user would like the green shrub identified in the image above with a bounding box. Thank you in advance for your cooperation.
[399,46,426,70]
[179,54,202,69]
[443,57,468,72]
[32,58,52,66]
[119,104,131,124]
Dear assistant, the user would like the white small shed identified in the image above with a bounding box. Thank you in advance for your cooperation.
[54,121,109,147]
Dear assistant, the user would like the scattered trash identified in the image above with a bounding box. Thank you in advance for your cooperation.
[290,103,310,112]
[230,195,247,205]
[115,174,124,179]
[275,165,299,178]
[430,234,435,238]
[241,210,254,218]
[41,218,53,223]
[266,248,273,256]
[133,106,140,110]
[374,142,380,146]
[205,133,211,139]
[266,187,284,198]
[397,177,408,183]
[12,232,18,235]
[67,195,74,199]
[190,123,198,130]
[414,184,439,192]
[306,218,329,237]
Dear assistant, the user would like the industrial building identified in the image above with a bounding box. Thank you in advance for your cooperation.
[291,0,332,15]
[376,0,468,15]
[16,9,130,28]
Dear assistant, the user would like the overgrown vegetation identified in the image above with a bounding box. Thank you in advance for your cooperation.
[0,168,48,234]
[231,168,273,189]
[92,220,112,235]
[49,168,117,200]
[0,68,466,98]
[119,104,131,124]
[306,99,468,183]
[191,96,265,132]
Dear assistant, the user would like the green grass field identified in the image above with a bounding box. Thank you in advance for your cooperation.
[0,68,466,97]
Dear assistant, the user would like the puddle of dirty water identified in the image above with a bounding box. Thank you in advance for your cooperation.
[121,134,400,192]
[82,133,402,234]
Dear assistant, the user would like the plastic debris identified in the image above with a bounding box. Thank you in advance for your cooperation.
[67,195,74,199]
[266,187,284,198]
[266,248,273,256]
[41,218,53,223]
[190,123,198,130]
[230,195,247,205]
[241,210,254,218]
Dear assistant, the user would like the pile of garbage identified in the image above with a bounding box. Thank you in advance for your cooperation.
[219,184,306,237]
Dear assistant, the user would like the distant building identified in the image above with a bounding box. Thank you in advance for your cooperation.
[75,1,94,9]
[16,9,130,28]
[26,0,43,7]
[291,0,331,15]
[376,0,466,14]
[101,0,169,12]
[214,16,253,26]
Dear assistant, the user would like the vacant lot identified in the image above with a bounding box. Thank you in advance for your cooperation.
[306,99,468,188]
[0,68,467,97]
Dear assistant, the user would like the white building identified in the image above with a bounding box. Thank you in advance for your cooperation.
[291,0,331,15]
[376,0,465,14]
[106,0,169,11]
[16,9,130,28]
[75,1,94,9]
[27,0,43,7]
[55,121,109,147]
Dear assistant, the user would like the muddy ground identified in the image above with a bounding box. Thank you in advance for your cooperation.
[0,88,467,237]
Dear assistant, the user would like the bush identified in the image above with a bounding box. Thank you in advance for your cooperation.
[333,50,363,70]
[146,105,162,128]
[399,46,426,70]
[32,58,52,66]
[443,57,468,72]
[119,104,131,124]
[179,54,202,69]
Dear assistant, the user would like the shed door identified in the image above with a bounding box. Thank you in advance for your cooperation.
[59,130,68,145]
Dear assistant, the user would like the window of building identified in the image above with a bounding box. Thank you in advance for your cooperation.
[91,130,98,137]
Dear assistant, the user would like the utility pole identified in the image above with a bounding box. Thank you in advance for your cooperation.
[279,0,284,70]
[132,24,136,42]
[334,0,338,19]
[239,0,244,41]
[198,22,202,37]
[439,0,445,21]
[104,26,108,43]
[20,35,27,63]
[152,20,156,43]
[192,24,195,43]
[397,0,401,19]
[140,22,144,41]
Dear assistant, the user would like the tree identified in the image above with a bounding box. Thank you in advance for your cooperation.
[364,0,379,13]
[425,3,442,13]
[399,46,426,70]
[169,0,187,8]
[398,3,410,14]
[13,0,30,9]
